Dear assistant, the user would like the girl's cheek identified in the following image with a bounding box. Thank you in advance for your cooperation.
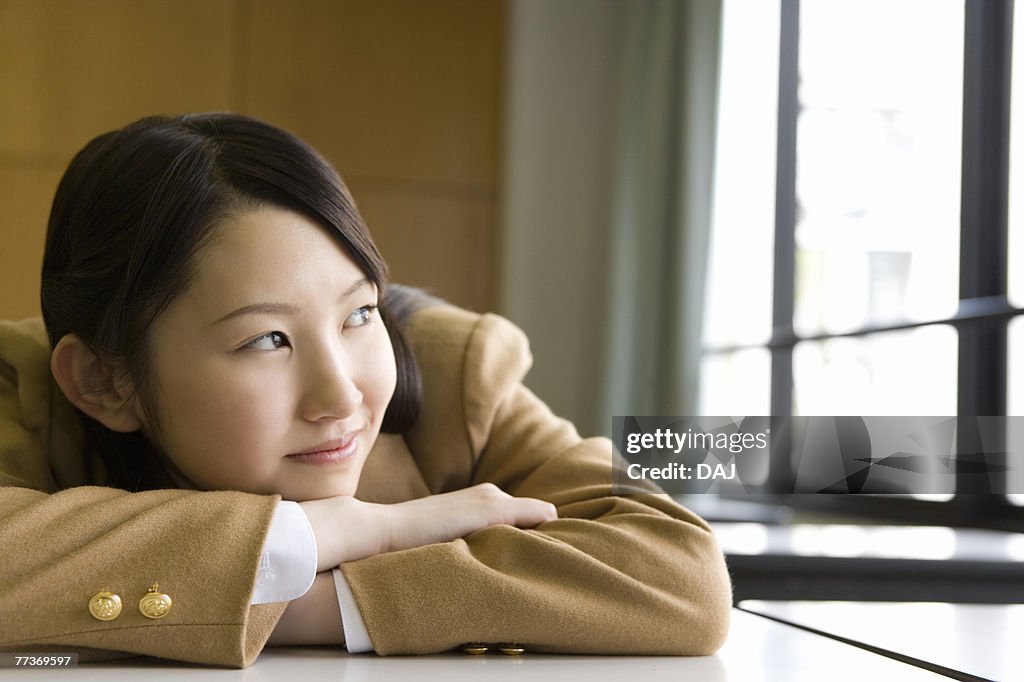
[368,329,398,397]
[180,371,271,446]
[223,382,289,435]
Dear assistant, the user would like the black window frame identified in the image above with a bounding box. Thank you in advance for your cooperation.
[710,0,1024,530]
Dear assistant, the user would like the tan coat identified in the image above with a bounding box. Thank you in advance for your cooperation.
[0,305,732,666]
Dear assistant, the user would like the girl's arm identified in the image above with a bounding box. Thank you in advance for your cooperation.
[272,486,557,645]
[0,485,287,666]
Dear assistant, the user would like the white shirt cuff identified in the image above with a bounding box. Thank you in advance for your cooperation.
[333,567,374,653]
[250,501,317,605]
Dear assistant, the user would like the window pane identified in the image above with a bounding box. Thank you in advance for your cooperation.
[795,0,963,336]
[1010,318,1024,505]
[1009,1,1024,307]
[1012,317,1024,417]
[704,0,779,348]
[699,349,771,416]
[793,326,957,416]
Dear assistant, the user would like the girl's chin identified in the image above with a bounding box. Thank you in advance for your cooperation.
[276,477,361,502]
[189,467,363,501]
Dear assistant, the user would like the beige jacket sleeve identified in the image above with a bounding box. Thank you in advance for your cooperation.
[0,319,287,667]
[341,308,733,655]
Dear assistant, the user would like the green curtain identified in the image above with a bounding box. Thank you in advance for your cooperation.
[600,0,722,424]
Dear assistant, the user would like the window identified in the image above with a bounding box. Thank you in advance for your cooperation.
[703,0,1024,527]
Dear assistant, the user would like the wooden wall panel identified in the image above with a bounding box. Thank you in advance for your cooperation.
[241,0,502,188]
[0,0,236,158]
[348,179,495,312]
[0,166,62,319]
[0,0,503,320]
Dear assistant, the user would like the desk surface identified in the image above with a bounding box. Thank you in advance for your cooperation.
[2,609,947,681]
[741,600,1024,682]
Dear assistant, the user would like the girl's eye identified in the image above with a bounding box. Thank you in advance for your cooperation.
[346,304,378,328]
[244,331,290,351]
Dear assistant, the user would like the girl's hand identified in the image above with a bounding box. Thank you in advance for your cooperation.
[382,482,558,555]
[300,483,558,571]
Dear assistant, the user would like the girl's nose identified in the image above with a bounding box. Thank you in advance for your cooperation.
[299,344,362,422]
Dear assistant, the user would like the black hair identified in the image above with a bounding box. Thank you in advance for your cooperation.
[41,113,422,490]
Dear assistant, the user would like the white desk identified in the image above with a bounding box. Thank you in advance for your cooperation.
[2,609,948,681]
[741,600,1024,682]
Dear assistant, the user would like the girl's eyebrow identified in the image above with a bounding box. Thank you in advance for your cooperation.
[209,278,371,327]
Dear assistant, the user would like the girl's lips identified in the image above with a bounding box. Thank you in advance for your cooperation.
[286,432,359,465]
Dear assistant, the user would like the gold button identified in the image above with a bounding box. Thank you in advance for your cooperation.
[139,583,172,619]
[88,591,122,621]
[498,643,525,655]
[461,643,490,654]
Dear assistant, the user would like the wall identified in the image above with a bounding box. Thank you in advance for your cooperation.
[0,0,503,320]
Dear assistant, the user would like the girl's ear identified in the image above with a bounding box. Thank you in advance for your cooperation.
[50,334,144,433]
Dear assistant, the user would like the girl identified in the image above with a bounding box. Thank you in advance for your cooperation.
[0,113,731,666]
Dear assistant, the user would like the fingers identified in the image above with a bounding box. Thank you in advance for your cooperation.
[461,482,558,529]
[384,483,560,552]
[506,497,559,528]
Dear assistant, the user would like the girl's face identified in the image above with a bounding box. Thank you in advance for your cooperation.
[139,207,397,501]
